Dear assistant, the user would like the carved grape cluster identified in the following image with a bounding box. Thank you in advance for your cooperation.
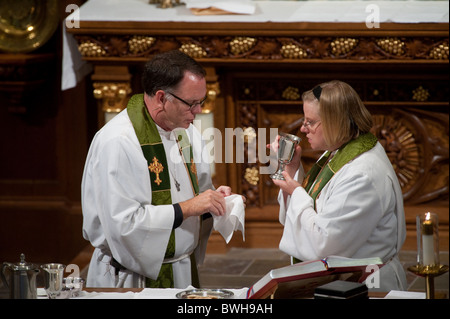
[244,167,259,186]
[376,37,405,56]
[412,86,430,102]
[179,43,207,58]
[429,42,449,60]
[128,36,155,54]
[282,86,300,100]
[229,37,257,55]
[330,37,358,56]
[78,41,106,57]
[280,44,307,59]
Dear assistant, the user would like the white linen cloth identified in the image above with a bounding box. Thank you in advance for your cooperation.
[213,194,245,244]
[61,21,92,91]
[278,143,407,292]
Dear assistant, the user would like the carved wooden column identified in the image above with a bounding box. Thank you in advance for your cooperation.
[91,66,132,127]
[204,66,220,113]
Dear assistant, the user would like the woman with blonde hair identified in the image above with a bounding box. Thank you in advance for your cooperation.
[270,80,407,291]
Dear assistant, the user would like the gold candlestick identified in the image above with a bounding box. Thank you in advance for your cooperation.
[408,212,448,299]
[407,264,449,299]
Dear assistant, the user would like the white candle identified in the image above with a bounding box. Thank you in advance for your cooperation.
[422,212,435,266]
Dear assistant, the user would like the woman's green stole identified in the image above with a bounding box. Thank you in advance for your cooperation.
[302,133,378,205]
[127,94,199,288]
[293,133,378,264]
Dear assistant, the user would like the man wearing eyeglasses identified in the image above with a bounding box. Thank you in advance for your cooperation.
[81,50,238,288]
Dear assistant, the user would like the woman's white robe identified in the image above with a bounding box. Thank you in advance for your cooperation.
[278,143,407,291]
[81,110,213,288]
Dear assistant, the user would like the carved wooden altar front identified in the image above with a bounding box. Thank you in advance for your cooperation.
[67,18,449,252]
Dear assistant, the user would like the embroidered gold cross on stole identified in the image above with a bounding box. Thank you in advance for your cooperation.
[190,158,199,187]
[190,158,197,175]
[148,156,164,185]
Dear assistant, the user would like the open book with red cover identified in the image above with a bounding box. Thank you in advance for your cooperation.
[246,256,383,299]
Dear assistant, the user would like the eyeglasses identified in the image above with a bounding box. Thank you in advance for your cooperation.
[302,118,321,131]
[166,91,207,110]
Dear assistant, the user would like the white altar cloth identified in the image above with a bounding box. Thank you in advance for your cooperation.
[67,0,449,24]
[62,0,449,90]
[37,286,249,299]
[81,287,249,299]
[36,287,426,299]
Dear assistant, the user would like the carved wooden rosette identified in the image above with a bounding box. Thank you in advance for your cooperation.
[371,109,449,204]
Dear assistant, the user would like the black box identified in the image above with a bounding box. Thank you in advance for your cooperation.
[314,280,368,299]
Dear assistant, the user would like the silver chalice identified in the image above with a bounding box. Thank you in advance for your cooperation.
[41,263,65,299]
[270,132,301,180]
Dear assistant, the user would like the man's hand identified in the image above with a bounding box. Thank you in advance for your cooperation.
[179,188,227,219]
[216,185,246,208]
[179,185,247,220]
[216,185,232,197]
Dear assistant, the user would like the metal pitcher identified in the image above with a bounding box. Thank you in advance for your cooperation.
[1,253,40,299]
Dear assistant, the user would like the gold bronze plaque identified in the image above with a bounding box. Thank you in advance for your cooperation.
[0,0,58,53]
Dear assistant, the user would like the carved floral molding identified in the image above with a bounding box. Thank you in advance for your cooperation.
[74,35,449,61]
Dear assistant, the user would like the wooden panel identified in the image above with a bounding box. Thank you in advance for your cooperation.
[0,0,91,264]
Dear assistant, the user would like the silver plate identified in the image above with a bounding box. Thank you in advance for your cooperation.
[176,288,234,299]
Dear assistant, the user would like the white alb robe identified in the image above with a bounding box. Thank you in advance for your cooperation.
[81,109,213,288]
[278,142,407,291]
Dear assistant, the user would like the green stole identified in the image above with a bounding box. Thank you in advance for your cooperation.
[127,94,199,288]
[293,132,378,264]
